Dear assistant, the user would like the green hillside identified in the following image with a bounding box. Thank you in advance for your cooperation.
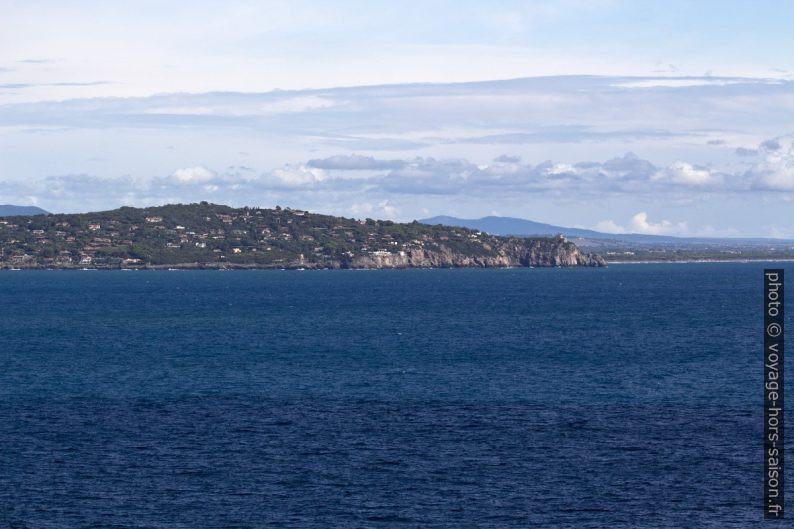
[0,202,600,269]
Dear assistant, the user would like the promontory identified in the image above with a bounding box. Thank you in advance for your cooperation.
[0,203,606,269]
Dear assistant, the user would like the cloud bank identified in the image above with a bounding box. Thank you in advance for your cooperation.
[3,135,793,217]
[1,75,793,235]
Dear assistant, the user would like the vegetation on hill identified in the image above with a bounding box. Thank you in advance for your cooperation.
[0,202,604,269]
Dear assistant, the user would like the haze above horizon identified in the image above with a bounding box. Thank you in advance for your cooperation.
[1,1,793,237]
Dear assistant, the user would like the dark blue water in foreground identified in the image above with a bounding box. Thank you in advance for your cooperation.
[0,263,789,528]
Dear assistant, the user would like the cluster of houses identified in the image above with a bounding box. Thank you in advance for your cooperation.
[0,206,487,267]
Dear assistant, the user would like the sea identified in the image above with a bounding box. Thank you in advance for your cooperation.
[0,263,788,528]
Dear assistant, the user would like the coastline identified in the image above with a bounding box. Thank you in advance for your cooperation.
[0,263,597,271]
[606,258,794,265]
[2,258,793,271]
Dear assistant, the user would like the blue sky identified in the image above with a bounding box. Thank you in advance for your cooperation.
[1,1,793,236]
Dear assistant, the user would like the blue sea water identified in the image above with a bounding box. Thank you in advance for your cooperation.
[0,263,789,528]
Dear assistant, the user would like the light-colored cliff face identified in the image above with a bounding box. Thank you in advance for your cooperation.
[349,248,513,269]
[505,239,606,267]
[346,239,606,269]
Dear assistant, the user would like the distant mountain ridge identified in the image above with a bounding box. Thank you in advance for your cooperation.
[0,205,49,217]
[422,215,613,238]
[419,215,791,244]
[419,215,686,243]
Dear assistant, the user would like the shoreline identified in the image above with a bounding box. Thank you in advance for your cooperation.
[606,258,794,265]
[0,265,592,271]
[1,258,793,271]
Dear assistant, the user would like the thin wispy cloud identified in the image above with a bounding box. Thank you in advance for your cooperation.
[306,155,407,171]
[16,58,58,64]
[0,81,112,90]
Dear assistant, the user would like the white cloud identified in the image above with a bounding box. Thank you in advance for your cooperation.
[544,163,576,175]
[350,200,398,219]
[267,165,327,186]
[172,165,215,183]
[750,135,794,191]
[593,219,625,233]
[653,161,722,187]
[628,212,688,235]
[594,214,692,236]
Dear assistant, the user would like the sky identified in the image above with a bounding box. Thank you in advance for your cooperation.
[1,1,794,237]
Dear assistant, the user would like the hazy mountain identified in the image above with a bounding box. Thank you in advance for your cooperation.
[0,205,49,217]
[419,215,680,243]
[419,215,792,245]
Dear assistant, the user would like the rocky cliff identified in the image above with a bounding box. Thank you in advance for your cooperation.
[347,238,605,269]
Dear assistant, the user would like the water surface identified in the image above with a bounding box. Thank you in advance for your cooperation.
[0,264,787,527]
